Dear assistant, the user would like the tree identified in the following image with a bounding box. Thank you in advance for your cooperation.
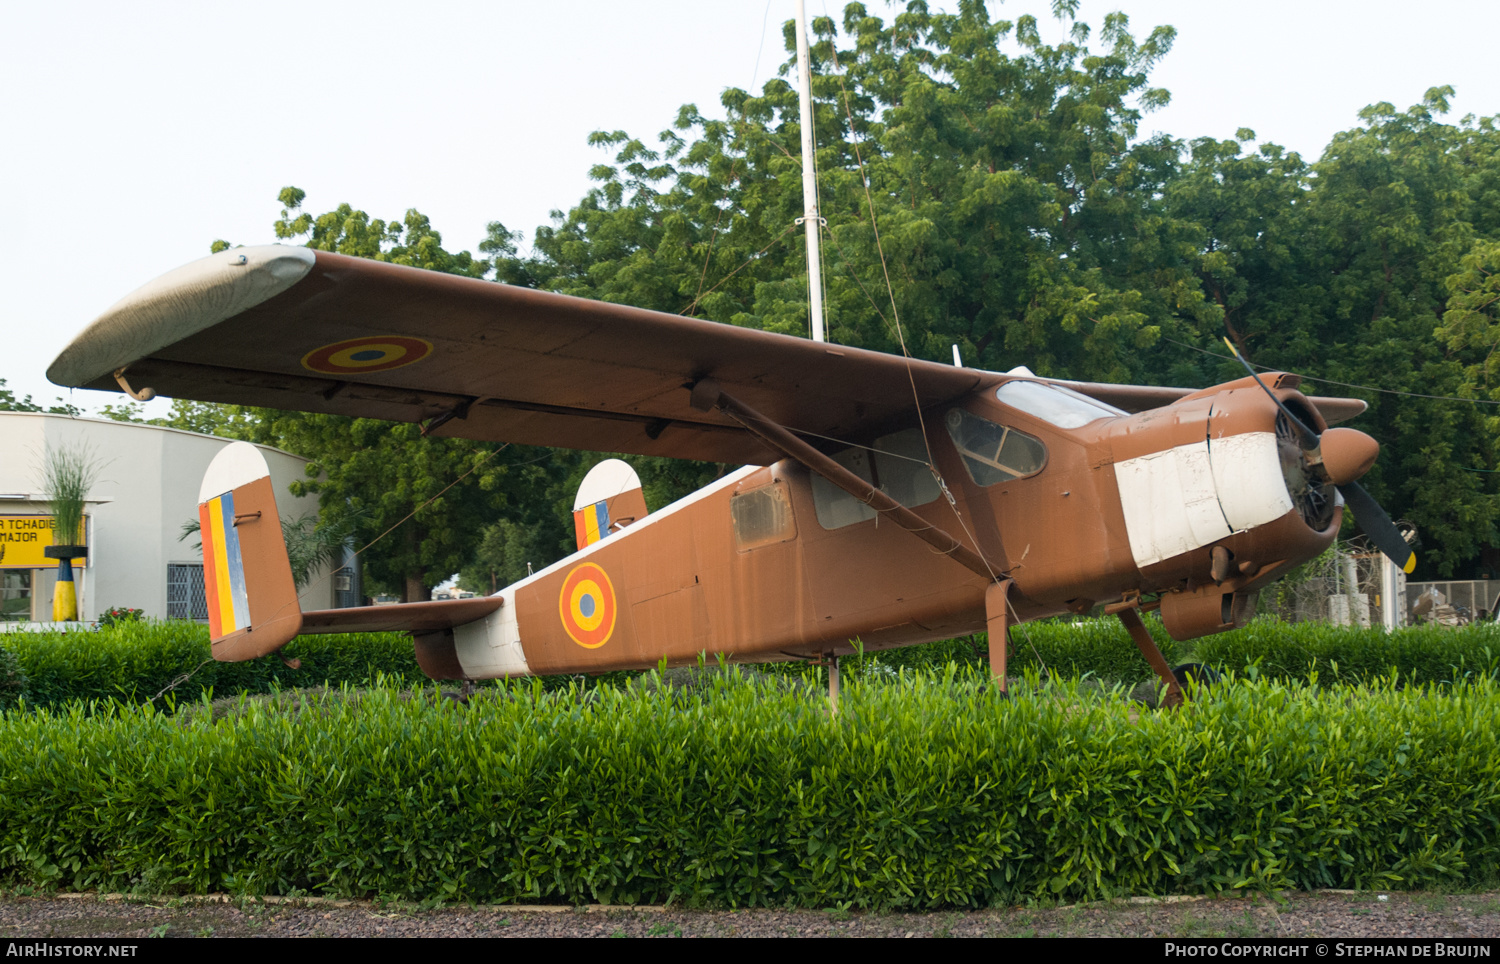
[458,519,543,595]
[513,3,1208,387]
[0,379,82,416]
[207,189,574,600]
[91,5,1499,582]
[1168,91,1500,575]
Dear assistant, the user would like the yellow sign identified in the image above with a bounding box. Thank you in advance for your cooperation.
[0,516,88,569]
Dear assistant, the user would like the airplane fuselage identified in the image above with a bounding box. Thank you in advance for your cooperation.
[437,374,1342,679]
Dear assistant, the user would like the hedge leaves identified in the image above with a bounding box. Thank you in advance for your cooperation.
[1,672,1497,907]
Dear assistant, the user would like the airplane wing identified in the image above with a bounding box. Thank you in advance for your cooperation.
[1047,379,1367,425]
[49,246,1366,463]
[48,246,985,465]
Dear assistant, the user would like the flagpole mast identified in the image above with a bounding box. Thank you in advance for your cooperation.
[794,0,826,343]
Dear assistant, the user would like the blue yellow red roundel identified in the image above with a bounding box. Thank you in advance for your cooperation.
[558,562,617,649]
[301,336,433,375]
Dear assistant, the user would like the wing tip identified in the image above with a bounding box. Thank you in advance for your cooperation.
[48,245,316,390]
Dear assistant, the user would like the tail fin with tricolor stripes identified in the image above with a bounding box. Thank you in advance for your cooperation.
[198,442,303,660]
[572,459,648,550]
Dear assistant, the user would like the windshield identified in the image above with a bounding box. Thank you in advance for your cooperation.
[995,379,1124,429]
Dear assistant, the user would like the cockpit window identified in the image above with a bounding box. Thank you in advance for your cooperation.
[810,427,941,530]
[995,379,1124,429]
[945,408,1046,486]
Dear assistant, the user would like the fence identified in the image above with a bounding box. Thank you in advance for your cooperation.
[1406,580,1498,620]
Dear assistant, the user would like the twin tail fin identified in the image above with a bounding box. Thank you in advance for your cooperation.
[572,459,648,550]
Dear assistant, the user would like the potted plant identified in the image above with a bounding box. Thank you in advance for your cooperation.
[40,444,100,623]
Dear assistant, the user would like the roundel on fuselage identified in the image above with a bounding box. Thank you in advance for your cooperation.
[558,561,617,648]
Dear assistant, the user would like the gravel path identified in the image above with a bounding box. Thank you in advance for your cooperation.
[1,891,1498,938]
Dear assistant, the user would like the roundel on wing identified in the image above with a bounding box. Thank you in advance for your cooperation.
[558,562,617,649]
[302,336,433,375]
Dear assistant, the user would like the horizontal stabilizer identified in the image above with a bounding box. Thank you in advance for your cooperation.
[298,596,504,635]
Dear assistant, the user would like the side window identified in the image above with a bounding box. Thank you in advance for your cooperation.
[811,428,942,530]
[731,482,796,550]
[945,408,1046,486]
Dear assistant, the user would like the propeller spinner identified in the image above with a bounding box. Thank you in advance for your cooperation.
[1221,338,1416,574]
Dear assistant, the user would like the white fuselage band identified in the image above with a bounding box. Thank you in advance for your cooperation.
[1112,432,1293,569]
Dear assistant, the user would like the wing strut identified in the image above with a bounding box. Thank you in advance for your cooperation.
[1117,608,1183,709]
[689,379,993,579]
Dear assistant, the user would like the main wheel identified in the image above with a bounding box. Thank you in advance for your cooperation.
[1170,662,1221,689]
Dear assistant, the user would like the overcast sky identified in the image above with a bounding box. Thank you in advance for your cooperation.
[4,0,1496,415]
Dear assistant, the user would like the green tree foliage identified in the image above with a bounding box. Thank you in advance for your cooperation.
[1162,91,1500,573]
[458,519,542,595]
[1440,238,1500,415]
[0,379,81,416]
[494,8,1500,576]
[35,3,1500,580]
[508,2,1205,384]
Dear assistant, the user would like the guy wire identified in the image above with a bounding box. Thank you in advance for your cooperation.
[264,443,511,627]
[823,24,1005,586]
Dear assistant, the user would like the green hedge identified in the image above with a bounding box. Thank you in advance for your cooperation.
[1192,621,1500,685]
[5,616,1498,711]
[1,672,1497,906]
[849,617,1184,683]
[0,646,25,709]
[0,621,421,707]
[856,618,1500,687]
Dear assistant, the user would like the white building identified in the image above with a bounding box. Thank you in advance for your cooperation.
[0,411,351,626]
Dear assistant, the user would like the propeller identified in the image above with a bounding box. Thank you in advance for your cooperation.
[1220,338,1416,575]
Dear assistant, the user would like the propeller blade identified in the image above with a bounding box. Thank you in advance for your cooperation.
[1339,480,1417,574]
[1219,338,1321,451]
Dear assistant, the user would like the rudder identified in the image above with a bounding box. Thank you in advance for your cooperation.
[572,458,648,550]
[198,442,303,660]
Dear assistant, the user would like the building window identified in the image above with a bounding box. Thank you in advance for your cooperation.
[1,570,30,622]
[333,566,362,609]
[167,564,208,621]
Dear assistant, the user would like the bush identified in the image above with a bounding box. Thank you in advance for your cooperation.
[0,620,422,708]
[6,615,1496,713]
[0,646,26,709]
[846,616,1183,684]
[0,672,1496,905]
[96,607,144,629]
[854,617,1500,688]
[1193,619,1500,685]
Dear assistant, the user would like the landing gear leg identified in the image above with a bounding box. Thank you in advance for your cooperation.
[985,580,1014,696]
[1118,608,1183,709]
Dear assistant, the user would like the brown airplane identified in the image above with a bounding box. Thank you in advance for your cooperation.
[47,246,1413,705]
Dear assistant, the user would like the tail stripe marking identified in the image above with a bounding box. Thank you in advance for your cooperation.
[199,501,223,639]
[206,494,237,634]
[206,492,250,635]
[572,500,610,549]
[218,493,251,632]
